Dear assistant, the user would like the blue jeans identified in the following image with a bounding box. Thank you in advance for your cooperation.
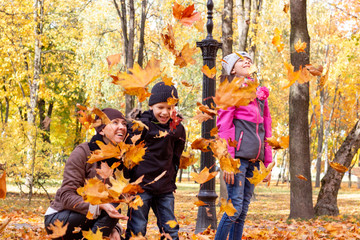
[215,159,259,240]
[125,192,179,240]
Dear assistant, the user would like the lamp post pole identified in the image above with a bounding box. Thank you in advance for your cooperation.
[195,0,222,234]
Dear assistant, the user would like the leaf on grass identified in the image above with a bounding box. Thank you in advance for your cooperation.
[201,65,216,79]
[111,57,161,102]
[219,198,237,217]
[329,162,348,173]
[174,43,198,68]
[166,220,178,228]
[190,167,218,184]
[179,152,198,169]
[294,39,307,53]
[272,28,285,52]
[191,138,211,152]
[173,2,201,26]
[194,200,208,207]
[96,162,113,179]
[296,175,308,181]
[106,53,122,69]
[247,161,275,186]
[82,228,103,240]
[213,77,258,110]
[0,170,6,199]
[47,219,69,239]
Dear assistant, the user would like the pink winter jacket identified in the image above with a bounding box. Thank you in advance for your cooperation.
[217,98,273,167]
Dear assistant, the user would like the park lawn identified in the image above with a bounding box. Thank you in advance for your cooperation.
[0,180,359,239]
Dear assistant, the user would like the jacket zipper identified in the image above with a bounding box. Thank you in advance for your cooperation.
[236,131,244,151]
[255,100,262,160]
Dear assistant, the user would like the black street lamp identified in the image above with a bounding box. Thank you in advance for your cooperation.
[195,0,222,234]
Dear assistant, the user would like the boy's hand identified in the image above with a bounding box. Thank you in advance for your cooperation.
[223,171,234,185]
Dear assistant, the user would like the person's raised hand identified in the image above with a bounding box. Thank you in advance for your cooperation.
[99,203,128,220]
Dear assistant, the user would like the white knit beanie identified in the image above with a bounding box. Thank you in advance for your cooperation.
[222,51,253,75]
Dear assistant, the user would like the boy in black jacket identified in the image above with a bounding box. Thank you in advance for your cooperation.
[125,82,186,240]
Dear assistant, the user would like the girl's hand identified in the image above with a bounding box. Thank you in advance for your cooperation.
[99,203,128,220]
[223,171,235,185]
[109,228,121,240]
[263,173,271,183]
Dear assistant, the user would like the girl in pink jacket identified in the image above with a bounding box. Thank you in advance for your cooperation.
[215,51,273,240]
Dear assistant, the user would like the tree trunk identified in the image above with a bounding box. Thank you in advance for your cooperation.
[248,0,262,60]
[315,86,324,188]
[137,0,147,67]
[236,0,250,51]
[288,0,314,219]
[314,120,360,216]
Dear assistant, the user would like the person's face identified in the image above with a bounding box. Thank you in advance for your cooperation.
[150,102,174,124]
[231,57,252,77]
[100,118,127,144]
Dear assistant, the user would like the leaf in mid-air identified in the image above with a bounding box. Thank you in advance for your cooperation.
[266,135,289,150]
[106,53,122,69]
[219,198,237,217]
[154,130,169,138]
[190,167,218,184]
[329,162,348,173]
[296,175,308,181]
[272,28,284,52]
[201,65,216,79]
[210,127,219,137]
[191,138,211,152]
[161,24,177,55]
[128,195,144,210]
[294,39,307,53]
[282,62,300,89]
[192,110,213,123]
[132,120,149,132]
[162,74,174,86]
[197,102,218,116]
[122,142,146,169]
[173,2,201,26]
[247,161,275,186]
[77,178,109,205]
[96,162,113,180]
[174,43,198,68]
[166,220,178,228]
[47,219,69,239]
[179,151,198,169]
[194,200,208,207]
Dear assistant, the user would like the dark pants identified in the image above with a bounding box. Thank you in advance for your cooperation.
[125,192,179,240]
[44,207,119,240]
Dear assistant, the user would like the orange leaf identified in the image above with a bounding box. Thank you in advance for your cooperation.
[166,220,178,228]
[272,28,284,52]
[96,162,113,179]
[0,170,6,199]
[181,80,192,87]
[294,39,307,53]
[194,200,208,207]
[213,77,258,110]
[123,142,146,169]
[283,3,290,13]
[227,138,238,148]
[282,62,300,89]
[298,65,313,84]
[82,228,103,240]
[128,195,144,210]
[131,134,141,144]
[179,152,198,169]
[88,141,124,164]
[154,130,169,138]
[86,211,95,220]
[201,65,216,79]
[197,102,218,116]
[167,96,179,106]
[266,135,289,150]
[192,110,213,123]
[132,120,149,132]
[296,174,308,181]
[247,161,275,186]
[194,16,204,32]
[190,167,218,184]
[329,162,348,173]
[174,43,198,68]
[306,64,323,76]
[47,219,69,239]
[109,169,130,196]
[173,2,201,26]
[106,53,122,69]
[162,74,174,86]
[191,138,211,152]
[161,24,177,55]
[77,178,109,205]
[219,198,237,217]
[111,57,161,102]
[210,127,219,137]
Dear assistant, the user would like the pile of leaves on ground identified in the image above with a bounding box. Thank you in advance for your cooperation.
[1,182,359,239]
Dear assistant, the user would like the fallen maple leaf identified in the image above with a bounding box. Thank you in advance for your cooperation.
[47,219,69,239]
[106,53,122,69]
[82,228,103,240]
[219,198,237,217]
[296,174,308,181]
[174,43,198,68]
[247,161,275,186]
[294,39,307,53]
[173,2,201,26]
[0,170,6,199]
[201,65,216,79]
[111,57,161,102]
[179,152,198,169]
[191,167,218,184]
[329,162,348,173]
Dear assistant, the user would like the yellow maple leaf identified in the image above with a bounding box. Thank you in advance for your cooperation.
[213,77,258,110]
[190,167,218,184]
[86,211,95,220]
[174,43,198,68]
[282,62,300,89]
[109,169,129,196]
[194,16,204,32]
[201,65,216,79]
[192,110,213,123]
[123,142,146,169]
[47,219,69,238]
[191,138,211,152]
[162,74,174,86]
[329,162,348,173]
[266,135,289,150]
[294,39,307,53]
[247,161,275,186]
[106,53,122,69]
[82,228,103,240]
[166,220,178,228]
[77,178,109,205]
[154,130,169,138]
[111,57,161,102]
[167,96,179,106]
[179,152,198,169]
[219,198,237,217]
[197,102,218,116]
[88,141,124,164]
[96,162,114,180]
[194,200,208,207]
[132,120,149,132]
[128,195,144,210]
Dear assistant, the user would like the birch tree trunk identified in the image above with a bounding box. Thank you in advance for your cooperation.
[236,0,250,51]
[289,0,314,219]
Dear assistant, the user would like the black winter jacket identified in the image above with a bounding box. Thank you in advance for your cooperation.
[126,110,186,194]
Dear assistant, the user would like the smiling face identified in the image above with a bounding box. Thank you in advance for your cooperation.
[150,102,174,124]
[100,118,127,144]
[231,57,253,78]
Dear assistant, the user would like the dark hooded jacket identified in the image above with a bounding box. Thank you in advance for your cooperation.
[126,110,186,194]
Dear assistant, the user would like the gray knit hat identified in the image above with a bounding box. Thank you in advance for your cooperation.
[148,82,178,106]
[222,51,253,75]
